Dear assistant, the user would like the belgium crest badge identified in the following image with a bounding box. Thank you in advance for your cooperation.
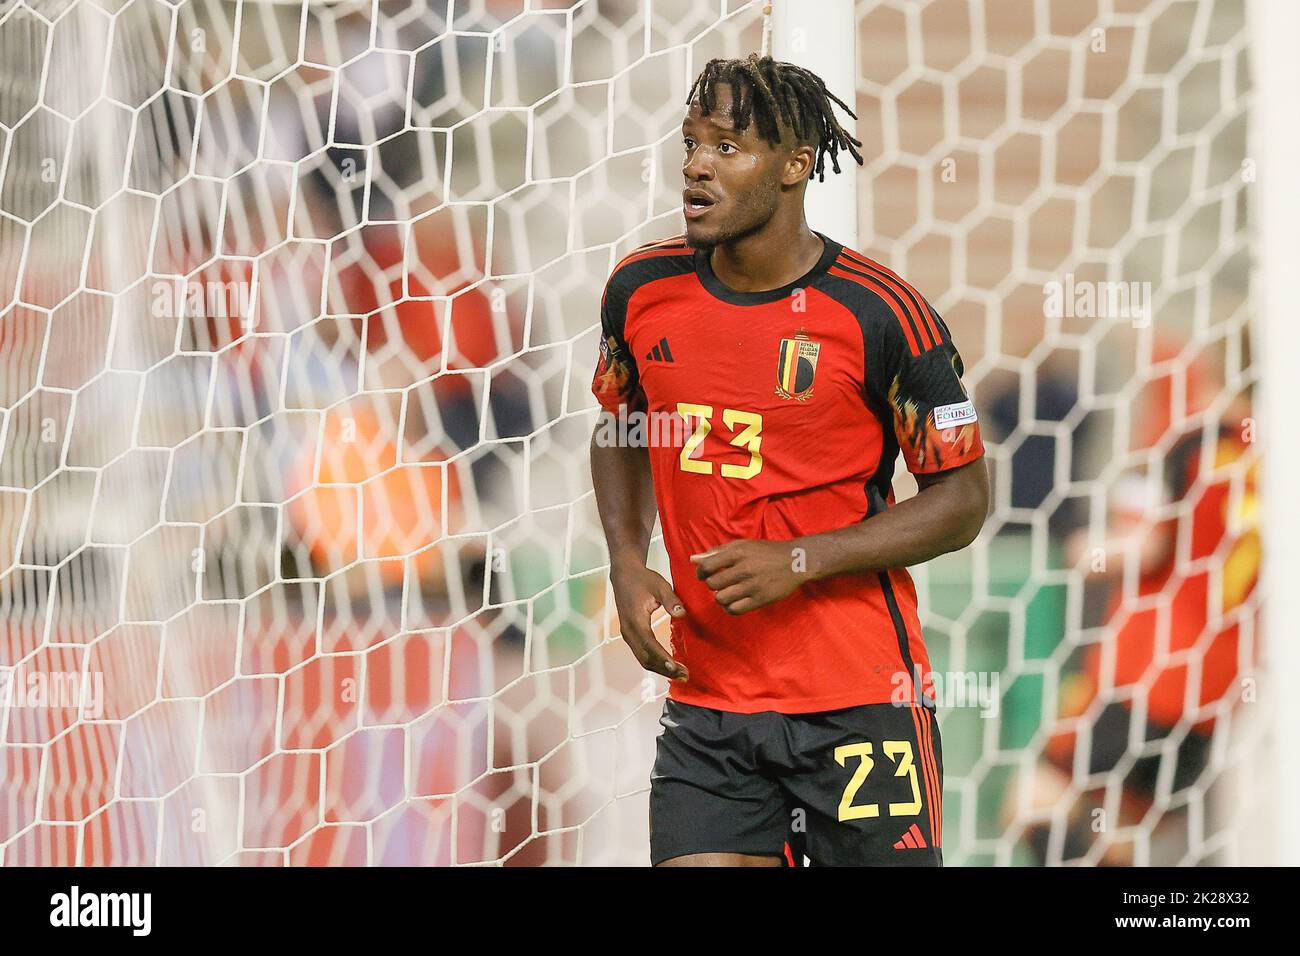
[775,328,820,402]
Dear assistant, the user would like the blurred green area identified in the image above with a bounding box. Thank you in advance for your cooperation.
[925,529,1066,865]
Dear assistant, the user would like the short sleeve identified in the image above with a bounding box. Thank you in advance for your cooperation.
[591,273,647,415]
[867,302,984,475]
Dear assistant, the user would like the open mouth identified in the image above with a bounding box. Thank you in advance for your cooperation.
[683,192,717,220]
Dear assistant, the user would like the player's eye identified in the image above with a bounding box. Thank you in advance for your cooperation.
[683,137,696,150]
[719,142,738,154]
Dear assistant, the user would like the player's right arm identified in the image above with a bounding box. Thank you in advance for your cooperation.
[589,272,688,682]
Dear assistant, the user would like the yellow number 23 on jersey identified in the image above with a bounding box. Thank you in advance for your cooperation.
[677,403,763,479]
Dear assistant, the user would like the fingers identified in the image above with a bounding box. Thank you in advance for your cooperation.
[622,591,688,681]
[609,567,689,680]
[624,625,688,680]
[720,595,759,615]
[650,576,687,618]
[691,542,754,612]
[712,584,760,615]
[699,565,746,593]
[689,541,740,578]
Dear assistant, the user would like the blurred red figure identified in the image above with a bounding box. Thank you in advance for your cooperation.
[1015,336,1259,865]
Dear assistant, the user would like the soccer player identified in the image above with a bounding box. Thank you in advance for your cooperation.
[589,54,989,867]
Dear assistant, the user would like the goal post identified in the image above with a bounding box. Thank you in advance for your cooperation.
[771,0,859,246]
[1247,0,1300,867]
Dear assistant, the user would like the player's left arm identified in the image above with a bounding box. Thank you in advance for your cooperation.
[797,457,988,579]
[692,460,988,615]
[693,302,990,615]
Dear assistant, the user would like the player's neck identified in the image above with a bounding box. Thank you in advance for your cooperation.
[708,216,824,293]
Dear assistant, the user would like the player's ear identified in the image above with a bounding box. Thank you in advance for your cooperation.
[782,144,816,187]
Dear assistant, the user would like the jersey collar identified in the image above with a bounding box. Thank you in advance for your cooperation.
[694,231,843,306]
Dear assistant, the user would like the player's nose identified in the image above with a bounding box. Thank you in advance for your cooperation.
[683,149,713,183]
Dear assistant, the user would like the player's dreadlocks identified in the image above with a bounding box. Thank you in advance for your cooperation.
[686,53,864,182]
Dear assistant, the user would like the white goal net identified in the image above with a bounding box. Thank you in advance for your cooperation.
[0,0,1272,865]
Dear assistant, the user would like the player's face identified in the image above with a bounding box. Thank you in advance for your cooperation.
[681,85,788,248]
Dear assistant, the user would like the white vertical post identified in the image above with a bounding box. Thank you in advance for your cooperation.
[771,0,859,248]
[1249,0,1300,865]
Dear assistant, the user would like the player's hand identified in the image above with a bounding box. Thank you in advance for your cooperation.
[691,539,805,615]
[608,562,689,682]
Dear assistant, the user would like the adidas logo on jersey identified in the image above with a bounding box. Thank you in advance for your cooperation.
[644,337,675,363]
[892,823,928,850]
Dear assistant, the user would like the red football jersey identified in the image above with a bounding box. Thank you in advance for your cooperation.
[592,233,984,713]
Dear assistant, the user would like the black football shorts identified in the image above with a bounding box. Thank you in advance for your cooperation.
[649,698,944,866]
